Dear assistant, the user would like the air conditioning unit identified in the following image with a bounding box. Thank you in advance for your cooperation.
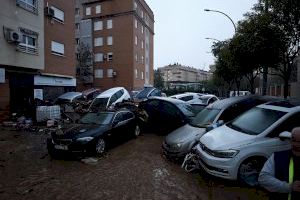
[7,31,22,44]
[112,71,117,77]
[103,54,107,60]
[45,7,54,17]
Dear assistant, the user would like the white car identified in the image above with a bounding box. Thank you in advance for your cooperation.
[194,101,300,185]
[170,93,204,104]
[55,92,82,105]
[89,87,131,111]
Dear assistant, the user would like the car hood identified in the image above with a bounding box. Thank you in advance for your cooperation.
[200,125,255,150]
[165,124,206,144]
[52,124,109,139]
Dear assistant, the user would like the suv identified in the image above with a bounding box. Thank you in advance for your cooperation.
[163,96,279,159]
[89,87,131,111]
[194,101,300,185]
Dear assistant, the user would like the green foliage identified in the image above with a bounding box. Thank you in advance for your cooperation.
[154,69,164,89]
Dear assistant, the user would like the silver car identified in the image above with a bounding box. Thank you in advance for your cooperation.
[162,95,281,159]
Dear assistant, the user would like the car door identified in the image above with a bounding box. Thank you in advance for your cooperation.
[160,101,183,132]
[111,111,134,140]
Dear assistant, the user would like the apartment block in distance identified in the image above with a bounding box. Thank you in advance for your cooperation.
[159,64,212,90]
[0,0,45,116]
[81,0,154,91]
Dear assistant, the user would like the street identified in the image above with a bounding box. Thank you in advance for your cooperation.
[0,128,267,200]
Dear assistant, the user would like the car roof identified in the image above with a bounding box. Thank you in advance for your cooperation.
[207,95,282,110]
[96,87,124,98]
[58,92,82,99]
[148,96,186,104]
[82,88,101,96]
[200,94,216,98]
[258,100,300,112]
[170,93,196,98]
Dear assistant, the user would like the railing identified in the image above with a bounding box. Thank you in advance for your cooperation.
[17,44,38,55]
[16,0,38,14]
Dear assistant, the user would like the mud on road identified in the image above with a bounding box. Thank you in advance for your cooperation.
[0,129,267,200]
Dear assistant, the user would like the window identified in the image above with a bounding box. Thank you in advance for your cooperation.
[141,55,144,63]
[135,36,138,45]
[115,90,124,99]
[135,19,138,28]
[75,23,80,30]
[135,69,138,78]
[86,7,91,15]
[141,71,144,80]
[75,8,80,15]
[16,0,37,13]
[142,41,144,49]
[76,38,80,45]
[107,69,113,78]
[267,113,300,138]
[18,33,37,54]
[95,5,101,14]
[94,21,103,31]
[51,41,64,56]
[107,52,113,61]
[95,69,103,78]
[51,6,64,22]
[94,37,103,47]
[107,19,113,29]
[141,10,144,18]
[134,2,137,10]
[94,53,103,62]
[135,53,138,61]
[141,26,144,34]
[107,36,113,45]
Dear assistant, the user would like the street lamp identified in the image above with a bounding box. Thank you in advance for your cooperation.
[204,9,237,33]
[205,37,221,42]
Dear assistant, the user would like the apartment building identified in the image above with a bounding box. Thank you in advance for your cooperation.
[159,64,212,89]
[0,0,44,115]
[39,0,76,100]
[80,0,154,91]
[0,0,75,117]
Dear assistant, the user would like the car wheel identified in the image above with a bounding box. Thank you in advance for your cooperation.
[133,125,140,138]
[95,138,106,156]
[238,157,266,186]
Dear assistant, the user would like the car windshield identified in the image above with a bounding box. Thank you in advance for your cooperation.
[135,87,153,99]
[89,98,109,111]
[190,108,221,127]
[79,112,114,125]
[227,107,286,135]
[176,103,196,117]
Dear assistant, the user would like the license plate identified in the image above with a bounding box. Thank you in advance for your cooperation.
[54,145,68,150]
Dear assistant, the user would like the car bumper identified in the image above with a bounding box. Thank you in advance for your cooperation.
[47,138,94,154]
[194,146,238,180]
[162,142,190,159]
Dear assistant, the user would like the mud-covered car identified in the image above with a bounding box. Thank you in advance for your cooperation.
[138,97,195,135]
[47,109,140,157]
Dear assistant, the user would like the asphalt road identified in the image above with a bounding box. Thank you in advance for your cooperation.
[0,128,268,200]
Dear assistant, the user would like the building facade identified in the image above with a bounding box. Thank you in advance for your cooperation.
[0,0,76,118]
[159,64,212,89]
[80,0,154,91]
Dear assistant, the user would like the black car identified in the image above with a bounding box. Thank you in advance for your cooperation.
[138,97,196,135]
[47,109,140,157]
[134,87,162,101]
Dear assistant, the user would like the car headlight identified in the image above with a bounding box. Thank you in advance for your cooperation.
[76,137,94,142]
[210,149,239,158]
[171,143,183,150]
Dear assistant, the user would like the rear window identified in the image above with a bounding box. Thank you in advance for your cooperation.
[90,98,109,111]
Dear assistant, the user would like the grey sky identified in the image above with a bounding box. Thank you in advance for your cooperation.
[146,0,258,71]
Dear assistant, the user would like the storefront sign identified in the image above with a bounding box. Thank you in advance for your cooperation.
[34,75,76,87]
[0,68,5,83]
[34,89,43,100]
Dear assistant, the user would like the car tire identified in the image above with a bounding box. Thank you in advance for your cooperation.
[95,138,106,156]
[133,125,140,138]
[238,157,266,186]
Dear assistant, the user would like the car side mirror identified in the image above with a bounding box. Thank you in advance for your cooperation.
[279,131,291,140]
[206,124,215,132]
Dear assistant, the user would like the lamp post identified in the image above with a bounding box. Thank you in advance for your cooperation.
[205,37,221,42]
[204,9,237,33]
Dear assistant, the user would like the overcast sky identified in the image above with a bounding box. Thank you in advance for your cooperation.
[146,0,258,71]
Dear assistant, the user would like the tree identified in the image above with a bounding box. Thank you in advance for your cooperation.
[154,69,164,89]
[76,43,93,84]
[253,0,300,98]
